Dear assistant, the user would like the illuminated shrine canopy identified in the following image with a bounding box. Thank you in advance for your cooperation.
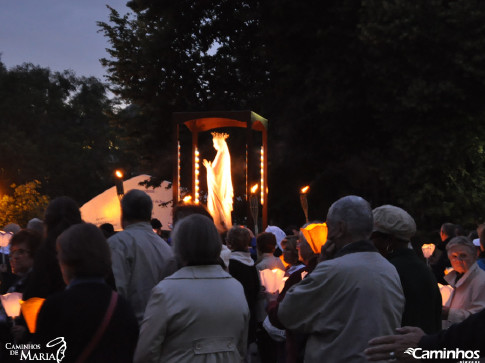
[173,110,269,231]
[172,109,268,137]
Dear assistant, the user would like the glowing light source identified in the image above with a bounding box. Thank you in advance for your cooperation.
[251,184,259,194]
[421,243,435,259]
[114,170,125,199]
[249,184,259,234]
[20,297,45,333]
[260,146,264,205]
[301,223,328,254]
[421,243,436,266]
[300,186,310,223]
[194,148,200,203]
[0,231,12,265]
[177,141,181,201]
[205,133,233,231]
[259,268,285,294]
[183,195,192,203]
[0,292,22,322]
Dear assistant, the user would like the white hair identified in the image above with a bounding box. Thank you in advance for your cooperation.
[327,195,373,240]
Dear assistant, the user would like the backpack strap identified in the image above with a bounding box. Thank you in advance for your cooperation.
[75,291,118,363]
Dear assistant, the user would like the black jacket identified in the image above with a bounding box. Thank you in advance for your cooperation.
[34,281,138,363]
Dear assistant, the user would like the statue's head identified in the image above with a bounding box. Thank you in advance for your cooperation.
[211,132,229,151]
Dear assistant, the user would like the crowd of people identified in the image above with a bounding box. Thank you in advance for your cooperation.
[1,190,485,362]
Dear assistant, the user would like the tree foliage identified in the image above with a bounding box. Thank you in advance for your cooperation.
[0,62,124,204]
[99,0,485,230]
[0,180,49,228]
[97,0,268,177]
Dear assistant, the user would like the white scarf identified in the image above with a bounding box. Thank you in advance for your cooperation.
[229,251,254,266]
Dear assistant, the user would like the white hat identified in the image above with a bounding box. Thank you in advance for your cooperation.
[265,225,286,251]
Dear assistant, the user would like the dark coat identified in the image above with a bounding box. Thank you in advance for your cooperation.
[419,308,485,360]
[22,240,65,300]
[228,258,260,343]
[388,248,442,334]
[34,281,138,363]
[431,238,452,285]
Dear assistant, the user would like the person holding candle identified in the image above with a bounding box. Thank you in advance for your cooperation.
[441,236,485,328]
[267,226,320,363]
[0,230,42,360]
[277,195,405,363]
[256,232,285,271]
[281,235,304,276]
[4,229,42,295]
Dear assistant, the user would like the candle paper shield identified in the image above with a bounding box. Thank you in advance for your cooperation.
[421,243,436,259]
[20,297,46,333]
[0,292,22,318]
[0,231,12,265]
[259,268,285,294]
[0,231,12,247]
[301,223,328,254]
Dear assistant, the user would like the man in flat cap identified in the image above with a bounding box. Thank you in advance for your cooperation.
[371,205,442,334]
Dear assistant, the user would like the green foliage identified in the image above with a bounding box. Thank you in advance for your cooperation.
[0,63,125,204]
[0,180,49,228]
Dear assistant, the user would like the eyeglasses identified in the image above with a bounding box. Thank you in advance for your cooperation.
[10,249,31,257]
[449,254,471,261]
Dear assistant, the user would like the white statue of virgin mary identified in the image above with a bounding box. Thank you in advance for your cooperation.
[203,132,234,232]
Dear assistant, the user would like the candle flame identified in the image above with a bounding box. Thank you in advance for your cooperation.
[251,184,259,194]
[301,186,310,194]
[183,195,192,203]
[115,170,123,179]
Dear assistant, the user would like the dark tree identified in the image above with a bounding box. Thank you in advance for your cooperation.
[99,0,485,230]
[0,61,122,203]
[97,0,269,178]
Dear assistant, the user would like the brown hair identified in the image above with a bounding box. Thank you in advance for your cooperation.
[10,229,42,258]
[257,232,277,253]
[172,214,221,266]
[57,223,111,279]
[227,226,251,252]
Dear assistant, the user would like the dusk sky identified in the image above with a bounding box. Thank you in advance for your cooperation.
[0,0,130,80]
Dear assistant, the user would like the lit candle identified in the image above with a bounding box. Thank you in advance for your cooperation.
[250,184,259,234]
[0,292,22,324]
[300,186,310,223]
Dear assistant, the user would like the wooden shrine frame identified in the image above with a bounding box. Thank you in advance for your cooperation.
[172,110,268,231]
